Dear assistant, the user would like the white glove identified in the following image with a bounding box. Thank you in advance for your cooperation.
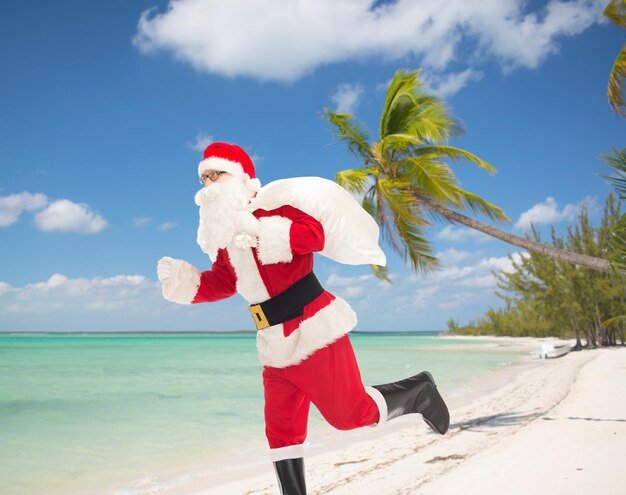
[235,211,261,236]
[157,257,201,304]
[234,233,258,249]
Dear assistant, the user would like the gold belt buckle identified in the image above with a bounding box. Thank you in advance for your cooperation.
[249,304,270,330]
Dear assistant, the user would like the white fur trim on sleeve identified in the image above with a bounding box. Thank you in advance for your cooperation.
[365,386,388,427]
[161,260,201,304]
[256,216,293,265]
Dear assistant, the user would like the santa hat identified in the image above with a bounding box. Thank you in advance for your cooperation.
[198,142,261,193]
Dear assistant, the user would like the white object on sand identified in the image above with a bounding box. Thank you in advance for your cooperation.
[535,341,571,359]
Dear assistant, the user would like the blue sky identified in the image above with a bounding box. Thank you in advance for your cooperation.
[0,0,623,332]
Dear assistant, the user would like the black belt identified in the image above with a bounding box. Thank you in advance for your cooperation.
[249,272,324,330]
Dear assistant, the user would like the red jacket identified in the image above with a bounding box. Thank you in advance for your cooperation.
[192,205,357,368]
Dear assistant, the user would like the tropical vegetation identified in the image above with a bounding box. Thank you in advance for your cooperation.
[448,194,626,347]
[602,148,626,330]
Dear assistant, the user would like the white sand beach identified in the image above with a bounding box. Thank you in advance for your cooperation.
[189,342,626,495]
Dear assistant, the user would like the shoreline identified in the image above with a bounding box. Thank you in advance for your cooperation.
[125,335,558,495]
[6,332,543,495]
[178,342,624,495]
[0,331,259,336]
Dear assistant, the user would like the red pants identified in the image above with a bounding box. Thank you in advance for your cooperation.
[263,335,381,461]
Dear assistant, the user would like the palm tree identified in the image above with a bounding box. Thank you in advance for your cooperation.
[602,148,626,332]
[604,0,626,116]
[604,148,626,273]
[325,70,611,280]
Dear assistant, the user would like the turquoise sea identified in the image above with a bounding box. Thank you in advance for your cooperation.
[0,333,533,495]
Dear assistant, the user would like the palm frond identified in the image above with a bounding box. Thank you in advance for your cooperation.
[603,148,626,274]
[608,212,626,272]
[401,157,461,206]
[603,314,626,328]
[411,145,497,175]
[324,109,375,164]
[375,181,401,255]
[452,187,510,223]
[607,44,626,116]
[379,73,462,146]
[404,98,463,144]
[383,98,420,142]
[602,147,626,200]
[336,167,377,194]
[380,133,424,154]
[377,177,439,272]
[604,0,626,28]
[380,70,422,139]
[361,188,377,217]
[369,263,392,282]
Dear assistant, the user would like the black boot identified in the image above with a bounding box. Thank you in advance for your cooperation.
[273,457,306,495]
[373,371,450,434]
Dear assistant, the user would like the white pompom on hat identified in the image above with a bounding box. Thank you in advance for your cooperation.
[198,142,261,193]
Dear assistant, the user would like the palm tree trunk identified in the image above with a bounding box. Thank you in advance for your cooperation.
[569,314,583,351]
[417,197,613,273]
[585,325,594,347]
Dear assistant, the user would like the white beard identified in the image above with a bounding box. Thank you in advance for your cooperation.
[194,177,255,261]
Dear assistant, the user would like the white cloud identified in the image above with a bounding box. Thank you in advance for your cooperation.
[0,272,249,332]
[324,272,377,303]
[133,217,153,227]
[134,0,605,82]
[434,252,528,288]
[188,132,214,152]
[332,252,526,306]
[316,249,531,330]
[375,78,393,92]
[34,199,107,234]
[0,251,529,331]
[514,195,598,230]
[435,225,490,243]
[134,217,178,230]
[331,83,364,114]
[344,286,366,298]
[423,69,484,98]
[0,192,48,227]
[436,247,471,265]
[1,273,154,314]
[326,273,374,287]
[38,273,68,289]
[0,192,110,234]
[459,274,498,288]
[415,286,438,307]
[436,291,480,310]
[158,221,178,231]
[430,264,476,281]
[479,252,529,273]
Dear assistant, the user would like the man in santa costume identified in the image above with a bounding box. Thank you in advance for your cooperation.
[157,142,450,495]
